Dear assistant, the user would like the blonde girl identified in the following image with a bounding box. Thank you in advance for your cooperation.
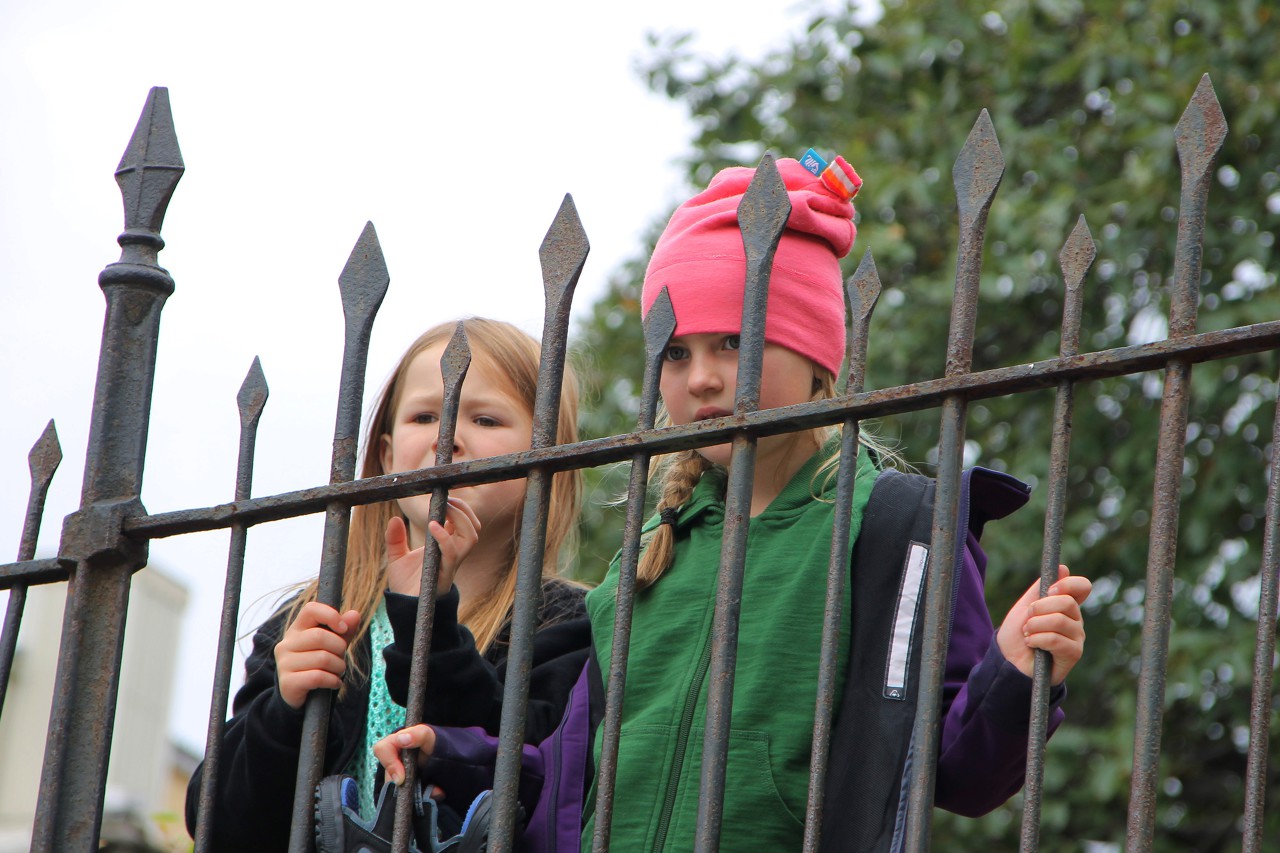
[186,318,589,853]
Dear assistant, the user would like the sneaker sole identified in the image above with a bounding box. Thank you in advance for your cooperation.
[314,775,348,853]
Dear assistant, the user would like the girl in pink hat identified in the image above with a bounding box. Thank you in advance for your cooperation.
[585,153,1093,850]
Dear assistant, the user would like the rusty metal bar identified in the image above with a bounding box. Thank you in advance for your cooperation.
[0,422,62,719]
[1126,75,1227,853]
[30,87,182,853]
[589,289,676,853]
[287,223,390,853]
[1019,216,1093,852]
[904,109,1005,851]
[802,252,880,852]
[694,154,791,853]
[83,319,1280,547]
[193,359,268,853]
[0,558,73,589]
[390,326,470,853]
[488,195,588,852]
[1242,362,1280,852]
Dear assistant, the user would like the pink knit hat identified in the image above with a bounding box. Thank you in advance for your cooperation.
[641,154,862,376]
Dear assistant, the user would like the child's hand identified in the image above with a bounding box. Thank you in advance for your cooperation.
[374,724,438,788]
[996,565,1092,685]
[384,498,481,598]
[274,602,361,710]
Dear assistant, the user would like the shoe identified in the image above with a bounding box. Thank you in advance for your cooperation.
[314,775,502,853]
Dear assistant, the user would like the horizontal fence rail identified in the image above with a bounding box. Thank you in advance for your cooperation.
[1,72,1276,853]
[1,321,1275,578]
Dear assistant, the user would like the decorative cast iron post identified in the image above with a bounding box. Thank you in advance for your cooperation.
[30,87,183,853]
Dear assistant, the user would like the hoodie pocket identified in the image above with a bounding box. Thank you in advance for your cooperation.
[663,729,805,851]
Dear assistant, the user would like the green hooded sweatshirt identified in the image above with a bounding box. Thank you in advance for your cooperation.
[583,444,877,851]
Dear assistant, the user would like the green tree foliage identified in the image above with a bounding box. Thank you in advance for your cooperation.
[571,0,1280,849]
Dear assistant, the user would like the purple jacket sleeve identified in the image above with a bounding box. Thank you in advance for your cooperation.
[424,660,593,853]
[933,530,1066,817]
[422,726,546,820]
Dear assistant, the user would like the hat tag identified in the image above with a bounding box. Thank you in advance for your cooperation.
[800,147,829,177]
[800,147,860,201]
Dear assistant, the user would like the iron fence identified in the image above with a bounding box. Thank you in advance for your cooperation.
[1,76,1277,852]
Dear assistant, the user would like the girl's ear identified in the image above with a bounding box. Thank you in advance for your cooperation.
[379,433,394,475]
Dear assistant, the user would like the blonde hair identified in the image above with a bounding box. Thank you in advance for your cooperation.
[636,367,896,588]
[288,317,582,689]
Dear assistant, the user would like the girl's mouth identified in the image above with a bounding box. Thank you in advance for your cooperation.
[694,406,732,421]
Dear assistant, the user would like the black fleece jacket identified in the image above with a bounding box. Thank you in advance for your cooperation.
[184,580,589,853]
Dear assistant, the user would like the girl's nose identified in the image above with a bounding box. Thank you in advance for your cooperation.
[686,353,724,396]
[431,433,462,458]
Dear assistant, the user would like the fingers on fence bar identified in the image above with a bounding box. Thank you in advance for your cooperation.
[290,224,389,853]
[0,423,63,716]
[1127,77,1227,852]
[905,110,1005,853]
[194,359,269,853]
[1019,218,1094,853]
[694,154,790,851]
[589,289,676,853]
[802,259,882,853]
[1242,367,1280,853]
[488,198,587,853]
[391,327,471,852]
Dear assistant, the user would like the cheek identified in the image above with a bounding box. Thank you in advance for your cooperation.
[387,431,431,470]
[658,374,682,407]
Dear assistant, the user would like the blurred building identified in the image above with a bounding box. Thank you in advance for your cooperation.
[0,566,192,852]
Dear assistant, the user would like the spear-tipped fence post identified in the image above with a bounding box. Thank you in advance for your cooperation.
[488,195,588,852]
[1126,74,1227,853]
[391,326,471,852]
[1242,362,1280,852]
[0,422,63,717]
[31,86,183,853]
[904,109,1004,852]
[193,359,268,852]
[694,154,791,853]
[589,288,677,853]
[288,223,390,853]
[802,252,880,852]
[1019,216,1093,852]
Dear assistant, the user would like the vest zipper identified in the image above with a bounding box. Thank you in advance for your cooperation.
[651,629,714,852]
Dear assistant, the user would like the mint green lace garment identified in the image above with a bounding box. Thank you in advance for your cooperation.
[346,597,406,817]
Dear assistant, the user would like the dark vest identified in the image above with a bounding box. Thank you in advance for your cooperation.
[820,466,1029,852]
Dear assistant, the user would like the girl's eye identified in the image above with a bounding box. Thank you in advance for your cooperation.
[664,344,689,362]
[412,413,439,425]
[723,335,741,351]
[475,415,501,428]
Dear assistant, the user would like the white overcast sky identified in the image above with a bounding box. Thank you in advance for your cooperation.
[1,1,875,755]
